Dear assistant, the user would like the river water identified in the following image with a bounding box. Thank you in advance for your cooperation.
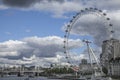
[0,76,63,80]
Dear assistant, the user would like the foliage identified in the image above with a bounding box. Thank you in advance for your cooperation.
[45,67,74,74]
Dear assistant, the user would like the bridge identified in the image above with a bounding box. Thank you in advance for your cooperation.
[0,70,44,77]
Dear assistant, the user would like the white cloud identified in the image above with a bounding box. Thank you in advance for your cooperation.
[0,5,8,9]
[25,29,31,33]
[22,55,36,61]
[0,36,83,66]
[28,0,120,18]
[32,0,84,18]
[0,40,25,57]
[5,32,12,35]
[0,51,18,57]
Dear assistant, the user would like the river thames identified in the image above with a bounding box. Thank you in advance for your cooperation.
[0,76,63,80]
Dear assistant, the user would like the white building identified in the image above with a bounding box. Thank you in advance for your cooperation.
[100,38,120,78]
[79,59,97,75]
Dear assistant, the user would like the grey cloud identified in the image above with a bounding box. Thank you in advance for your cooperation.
[1,0,120,18]
[2,0,40,8]
[2,0,65,8]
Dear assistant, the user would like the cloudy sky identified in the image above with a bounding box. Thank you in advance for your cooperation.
[0,0,120,67]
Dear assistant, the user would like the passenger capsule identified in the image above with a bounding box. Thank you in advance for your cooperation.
[103,13,107,16]
[67,25,70,27]
[65,30,68,32]
[94,8,98,10]
[64,35,66,38]
[107,18,110,20]
[99,10,102,12]
[109,24,113,26]
[81,10,84,12]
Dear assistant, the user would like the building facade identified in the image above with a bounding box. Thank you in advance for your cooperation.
[100,38,120,78]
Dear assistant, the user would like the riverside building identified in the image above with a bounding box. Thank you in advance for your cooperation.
[100,38,120,78]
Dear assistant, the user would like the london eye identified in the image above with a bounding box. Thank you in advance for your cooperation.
[63,7,114,70]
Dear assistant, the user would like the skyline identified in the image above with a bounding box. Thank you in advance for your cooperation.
[0,0,120,67]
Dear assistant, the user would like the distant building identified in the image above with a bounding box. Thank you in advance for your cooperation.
[100,38,120,78]
[79,59,94,75]
[81,59,88,64]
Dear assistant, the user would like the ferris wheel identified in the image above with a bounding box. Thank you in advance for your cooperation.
[63,7,114,66]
